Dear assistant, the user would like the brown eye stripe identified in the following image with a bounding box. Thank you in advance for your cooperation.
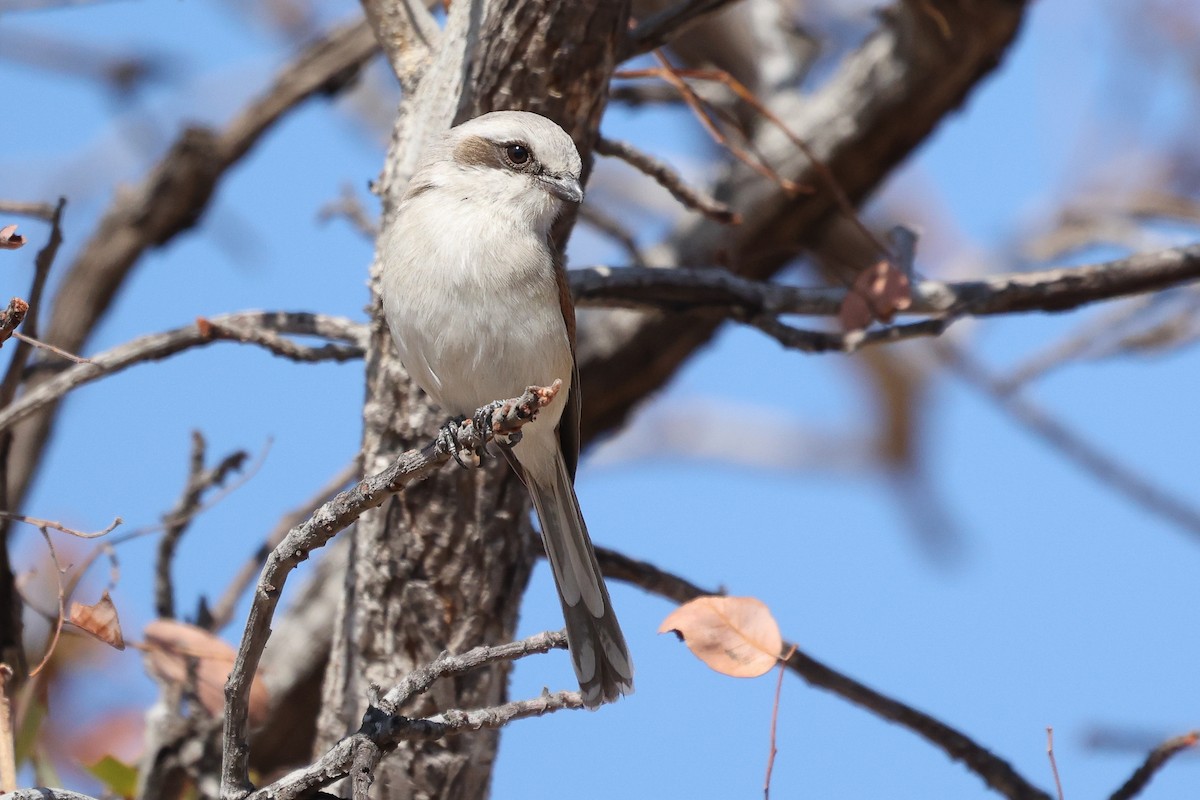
[453,135,507,170]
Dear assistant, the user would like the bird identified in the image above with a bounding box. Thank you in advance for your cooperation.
[378,110,633,707]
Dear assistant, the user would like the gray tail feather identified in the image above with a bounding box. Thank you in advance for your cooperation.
[527,452,633,707]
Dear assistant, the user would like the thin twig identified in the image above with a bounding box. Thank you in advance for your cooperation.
[658,65,892,257]
[379,630,569,714]
[0,198,65,409]
[764,644,797,800]
[1047,727,1065,800]
[0,512,121,539]
[317,184,380,240]
[243,685,583,800]
[637,54,805,194]
[156,432,249,620]
[221,382,564,798]
[1109,730,1199,800]
[595,136,739,224]
[0,201,58,222]
[10,331,89,364]
[27,527,65,678]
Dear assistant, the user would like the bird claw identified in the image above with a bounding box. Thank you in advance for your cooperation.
[471,400,506,459]
[437,416,473,468]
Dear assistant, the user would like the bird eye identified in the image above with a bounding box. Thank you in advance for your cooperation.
[505,143,531,167]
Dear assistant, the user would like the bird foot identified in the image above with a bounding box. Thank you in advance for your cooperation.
[437,416,478,468]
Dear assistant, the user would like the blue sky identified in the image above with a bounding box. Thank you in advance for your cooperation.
[2,0,1199,798]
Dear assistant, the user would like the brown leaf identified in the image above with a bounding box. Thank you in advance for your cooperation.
[0,224,26,250]
[142,619,270,726]
[839,259,913,331]
[69,591,125,650]
[658,596,783,678]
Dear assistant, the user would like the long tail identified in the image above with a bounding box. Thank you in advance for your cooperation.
[526,449,633,707]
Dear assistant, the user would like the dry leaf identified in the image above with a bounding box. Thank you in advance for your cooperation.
[0,224,26,250]
[839,259,913,331]
[69,591,125,650]
[142,619,270,726]
[658,596,783,678]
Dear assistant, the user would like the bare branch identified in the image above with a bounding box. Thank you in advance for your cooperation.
[9,332,88,364]
[595,136,739,224]
[221,382,564,798]
[622,0,744,60]
[1109,731,1199,800]
[571,243,1200,319]
[156,432,250,620]
[317,184,380,240]
[242,629,578,800]
[1047,727,1065,800]
[379,630,569,714]
[0,198,65,410]
[27,527,65,678]
[0,312,366,436]
[749,314,952,354]
[0,512,121,539]
[360,0,437,91]
[8,790,100,800]
[0,201,58,222]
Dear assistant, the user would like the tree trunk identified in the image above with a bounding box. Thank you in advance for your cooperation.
[316,2,630,797]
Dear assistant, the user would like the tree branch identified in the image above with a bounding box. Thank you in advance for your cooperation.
[241,630,578,800]
[1109,731,1198,800]
[622,0,746,60]
[359,0,437,91]
[155,432,249,620]
[0,312,365,436]
[594,136,739,224]
[221,382,564,799]
[570,243,1200,319]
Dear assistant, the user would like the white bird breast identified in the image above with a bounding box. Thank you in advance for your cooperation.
[380,189,574,468]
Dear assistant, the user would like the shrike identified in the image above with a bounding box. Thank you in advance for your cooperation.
[379,111,633,707]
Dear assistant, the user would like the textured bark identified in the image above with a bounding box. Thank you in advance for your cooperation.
[315,2,630,798]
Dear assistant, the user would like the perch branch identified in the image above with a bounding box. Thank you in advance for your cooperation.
[221,382,564,799]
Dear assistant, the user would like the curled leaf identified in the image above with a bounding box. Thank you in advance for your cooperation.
[142,619,270,726]
[839,259,913,331]
[69,591,125,650]
[0,224,25,250]
[659,596,783,678]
